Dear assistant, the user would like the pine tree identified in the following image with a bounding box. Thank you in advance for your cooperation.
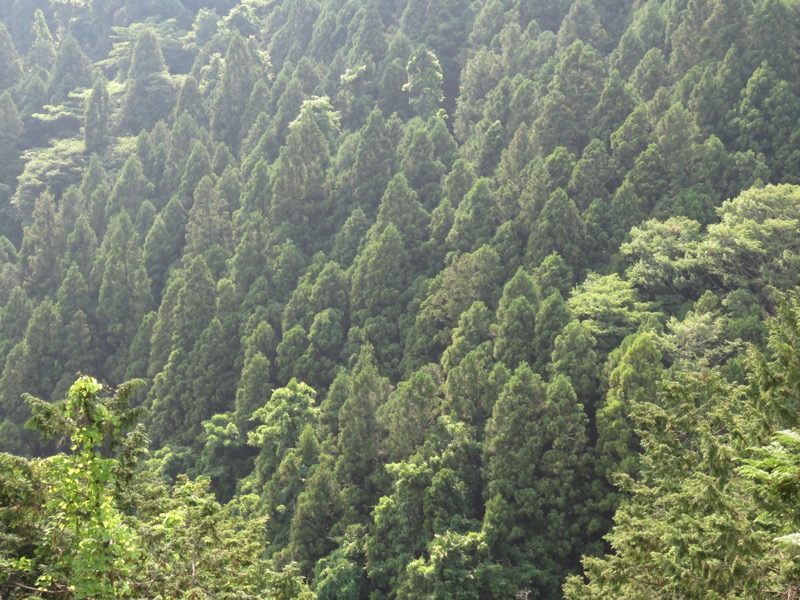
[335,345,392,519]
[269,97,337,252]
[18,191,65,299]
[105,154,154,222]
[25,9,55,76]
[492,268,541,368]
[120,28,176,133]
[84,76,111,154]
[482,364,591,598]
[0,23,22,92]
[377,364,442,462]
[47,33,92,103]
[446,178,497,255]
[526,188,585,270]
[94,213,154,380]
[211,33,261,153]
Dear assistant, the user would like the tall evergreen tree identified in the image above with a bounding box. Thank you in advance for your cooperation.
[211,32,261,153]
[120,28,176,133]
[482,364,591,598]
[83,76,111,154]
[94,213,154,381]
[335,345,392,520]
[0,23,22,92]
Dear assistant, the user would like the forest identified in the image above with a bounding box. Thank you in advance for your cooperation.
[2,0,800,597]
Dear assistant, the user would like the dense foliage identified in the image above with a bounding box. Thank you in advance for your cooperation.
[2,0,800,597]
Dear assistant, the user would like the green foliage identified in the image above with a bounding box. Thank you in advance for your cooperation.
[2,2,800,597]
[119,29,176,133]
[403,47,444,118]
[13,139,87,224]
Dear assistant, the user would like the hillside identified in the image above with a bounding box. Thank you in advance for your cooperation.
[2,0,800,597]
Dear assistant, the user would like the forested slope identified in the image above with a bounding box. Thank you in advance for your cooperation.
[2,0,800,597]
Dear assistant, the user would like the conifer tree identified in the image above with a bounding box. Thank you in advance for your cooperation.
[403,47,444,119]
[377,364,442,462]
[335,345,392,519]
[441,301,493,373]
[482,364,591,598]
[349,223,413,375]
[269,97,337,251]
[0,23,22,91]
[595,331,663,486]
[94,213,154,380]
[534,40,606,153]
[143,196,187,297]
[557,0,608,51]
[443,345,512,438]
[492,267,541,368]
[0,286,32,367]
[0,92,25,239]
[288,456,344,576]
[176,139,213,207]
[25,9,55,76]
[105,154,154,222]
[83,76,111,154]
[175,74,208,126]
[446,178,497,256]
[0,299,65,450]
[184,175,232,276]
[18,191,64,299]
[548,320,602,409]
[526,188,585,269]
[397,119,446,209]
[250,379,317,490]
[211,32,261,153]
[120,28,176,132]
[47,33,92,103]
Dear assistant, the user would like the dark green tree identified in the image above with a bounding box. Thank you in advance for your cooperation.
[0,23,22,91]
[335,345,392,519]
[105,154,154,222]
[83,76,111,154]
[94,212,154,380]
[526,188,585,270]
[25,9,55,76]
[269,97,338,251]
[47,33,92,103]
[211,32,261,153]
[120,28,176,132]
[492,267,541,368]
[18,190,65,299]
[482,364,591,598]
[446,178,497,256]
